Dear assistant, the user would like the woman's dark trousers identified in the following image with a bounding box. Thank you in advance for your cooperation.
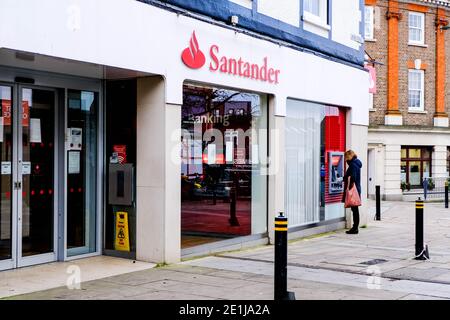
[351,206,360,230]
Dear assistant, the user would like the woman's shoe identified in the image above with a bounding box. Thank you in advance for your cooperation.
[346,229,359,234]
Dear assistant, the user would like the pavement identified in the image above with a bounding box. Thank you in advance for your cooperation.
[4,199,450,300]
[0,256,155,298]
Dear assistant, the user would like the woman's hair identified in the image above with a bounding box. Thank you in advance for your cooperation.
[344,150,357,160]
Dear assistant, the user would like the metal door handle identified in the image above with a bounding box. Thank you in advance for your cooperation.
[14,182,21,189]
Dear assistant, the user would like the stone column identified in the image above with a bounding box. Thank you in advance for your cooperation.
[385,0,403,126]
[268,96,285,244]
[432,145,448,178]
[136,77,181,264]
[383,144,402,200]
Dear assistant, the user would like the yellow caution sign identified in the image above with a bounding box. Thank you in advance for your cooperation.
[115,211,130,251]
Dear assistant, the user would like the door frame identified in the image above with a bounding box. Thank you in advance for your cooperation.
[367,148,376,198]
[0,66,103,270]
[63,87,103,261]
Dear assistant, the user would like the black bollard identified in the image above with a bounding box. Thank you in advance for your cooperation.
[274,212,295,301]
[445,180,448,209]
[375,185,381,221]
[415,198,429,260]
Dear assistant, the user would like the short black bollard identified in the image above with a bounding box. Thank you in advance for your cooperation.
[415,198,429,260]
[375,185,381,221]
[445,180,448,209]
[274,212,295,301]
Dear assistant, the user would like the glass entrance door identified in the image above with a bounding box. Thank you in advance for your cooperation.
[18,87,56,266]
[0,85,14,270]
[0,85,57,270]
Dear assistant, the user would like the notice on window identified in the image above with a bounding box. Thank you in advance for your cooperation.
[0,117,3,143]
[22,161,31,175]
[226,141,233,163]
[68,151,80,174]
[235,148,246,165]
[207,144,216,165]
[1,161,11,175]
[30,118,42,143]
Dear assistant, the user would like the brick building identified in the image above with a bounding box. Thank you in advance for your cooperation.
[365,0,450,200]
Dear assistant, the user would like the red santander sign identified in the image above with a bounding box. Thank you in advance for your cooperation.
[181,31,281,84]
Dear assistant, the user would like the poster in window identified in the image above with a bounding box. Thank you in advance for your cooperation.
[113,145,127,164]
[0,117,3,143]
[329,152,344,194]
[30,118,42,143]
[68,151,81,174]
[2,100,11,126]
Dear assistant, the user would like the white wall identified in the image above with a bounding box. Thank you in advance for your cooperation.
[229,0,252,9]
[257,0,300,27]
[136,77,181,263]
[332,0,363,50]
[0,0,369,126]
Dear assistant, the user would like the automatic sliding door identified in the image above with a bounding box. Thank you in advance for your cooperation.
[19,87,56,263]
[0,85,14,269]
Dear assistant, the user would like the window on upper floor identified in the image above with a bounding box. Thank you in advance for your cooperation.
[409,12,425,45]
[303,0,328,26]
[364,6,374,40]
[408,69,424,111]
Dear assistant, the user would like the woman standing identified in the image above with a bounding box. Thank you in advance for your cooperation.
[342,150,362,234]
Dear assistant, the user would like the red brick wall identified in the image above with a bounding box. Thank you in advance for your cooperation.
[366,0,450,126]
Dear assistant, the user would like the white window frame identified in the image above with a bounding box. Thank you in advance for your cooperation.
[365,6,375,40]
[408,12,425,45]
[368,93,374,110]
[303,0,329,29]
[408,69,425,111]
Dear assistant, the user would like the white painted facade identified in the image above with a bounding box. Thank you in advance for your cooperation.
[331,0,363,50]
[0,0,369,264]
[368,128,450,200]
[257,0,300,27]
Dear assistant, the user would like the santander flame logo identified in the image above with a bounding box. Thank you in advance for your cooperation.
[181,31,206,69]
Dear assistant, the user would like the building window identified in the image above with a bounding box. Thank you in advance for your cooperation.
[401,146,432,188]
[285,100,346,227]
[408,69,424,111]
[303,0,328,24]
[181,84,268,248]
[409,12,425,45]
[365,6,374,40]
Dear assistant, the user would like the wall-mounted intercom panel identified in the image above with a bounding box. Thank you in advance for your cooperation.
[108,163,134,206]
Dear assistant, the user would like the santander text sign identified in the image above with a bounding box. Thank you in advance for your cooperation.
[181,31,281,84]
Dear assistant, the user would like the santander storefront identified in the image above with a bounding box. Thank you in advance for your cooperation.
[181,31,281,84]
